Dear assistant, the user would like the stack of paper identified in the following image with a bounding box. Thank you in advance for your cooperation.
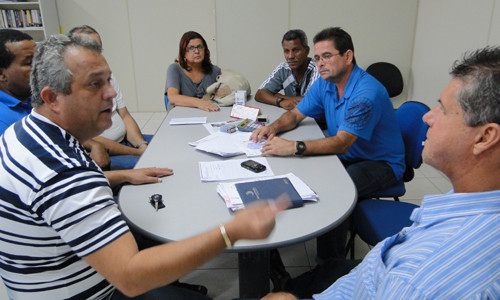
[217,173,318,211]
[199,157,274,182]
[190,131,264,157]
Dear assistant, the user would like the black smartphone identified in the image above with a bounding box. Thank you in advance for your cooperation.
[241,159,266,173]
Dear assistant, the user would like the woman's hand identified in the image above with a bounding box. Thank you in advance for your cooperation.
[197,100,220,112]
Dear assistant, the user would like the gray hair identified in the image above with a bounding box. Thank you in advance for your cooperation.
[30,34,102,107]
[451,46,500,127]
[68,24,102,48]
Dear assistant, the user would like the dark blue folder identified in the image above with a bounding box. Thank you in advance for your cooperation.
[235,177,303,209]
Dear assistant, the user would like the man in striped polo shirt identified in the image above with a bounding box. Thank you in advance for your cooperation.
[0,34,288,299]
[255,29,319,111]
[264,46,500,299]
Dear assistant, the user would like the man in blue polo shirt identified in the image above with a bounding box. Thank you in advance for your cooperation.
[251,27,405,262]
[0,29,35,134]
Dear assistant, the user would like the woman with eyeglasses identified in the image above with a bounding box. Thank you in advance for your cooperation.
[165,31,221,111]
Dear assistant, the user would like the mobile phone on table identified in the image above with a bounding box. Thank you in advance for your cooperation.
[241,159,266,173]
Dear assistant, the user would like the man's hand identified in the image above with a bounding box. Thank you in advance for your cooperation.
[260,137,295,157]
[88,141,111,168]
[136,143,148,155]
[225,195,290,242]
[261,292,299,300]
[250,126,277,143]
[105,167,174,188]
[124,167,174,185]
[280,98,301,110]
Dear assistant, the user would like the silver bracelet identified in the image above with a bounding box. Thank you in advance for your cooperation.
[135,140,148,148]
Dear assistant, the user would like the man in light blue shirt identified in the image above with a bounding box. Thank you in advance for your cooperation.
[263,46,500,299]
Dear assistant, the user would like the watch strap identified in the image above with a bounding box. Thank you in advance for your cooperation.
[135,140,148,148]
[295,141,306,155]
[276,97,284,107]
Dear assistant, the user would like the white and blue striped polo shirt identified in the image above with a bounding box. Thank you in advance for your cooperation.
[259,59,319,97]
[315,191,500,299]
[0,111,129,299]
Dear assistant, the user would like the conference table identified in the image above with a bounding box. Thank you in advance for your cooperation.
[118,99,357,298]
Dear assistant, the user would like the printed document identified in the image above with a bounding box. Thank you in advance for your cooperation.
[199,157,273,182]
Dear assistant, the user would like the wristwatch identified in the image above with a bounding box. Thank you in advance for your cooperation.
[135,140,148,148]
[295,141,306,155]
[276,97,284,107]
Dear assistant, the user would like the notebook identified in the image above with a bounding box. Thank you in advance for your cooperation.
[235,177,303,209]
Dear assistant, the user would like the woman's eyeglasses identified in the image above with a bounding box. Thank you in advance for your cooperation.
[187,45,205,52]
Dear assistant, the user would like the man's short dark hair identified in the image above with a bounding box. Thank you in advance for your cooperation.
[313,27,356,65]
[282,29,308,49]
[0,29,33,69]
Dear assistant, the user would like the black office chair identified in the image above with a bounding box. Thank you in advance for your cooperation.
[366,62,403,98]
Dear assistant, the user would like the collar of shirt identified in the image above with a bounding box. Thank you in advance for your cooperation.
[411,190,500,226]
[30,110,99,170]
[0,89,31,108]
[324,64,361,108]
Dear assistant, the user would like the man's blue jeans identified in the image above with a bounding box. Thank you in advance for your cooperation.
[316,159,399,261]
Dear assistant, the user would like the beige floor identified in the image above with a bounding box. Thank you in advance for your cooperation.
[0,111,452,300]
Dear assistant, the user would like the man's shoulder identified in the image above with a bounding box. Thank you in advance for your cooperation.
[10,115,100,174]
[0,90,22,106]
[269,62,292,80]
[276,61,291,71]
[347,65,390,100]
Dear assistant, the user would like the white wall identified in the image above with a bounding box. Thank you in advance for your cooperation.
[409,0,500,109]
[56,0,418,112]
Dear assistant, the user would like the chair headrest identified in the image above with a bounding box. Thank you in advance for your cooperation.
[366,62,403,98]
[396,101,431,169]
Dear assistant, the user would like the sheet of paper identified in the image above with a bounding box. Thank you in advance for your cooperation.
[190,131,264,157]
[169,117,207,125]
[192,132,245,157]
[199,157,273,182]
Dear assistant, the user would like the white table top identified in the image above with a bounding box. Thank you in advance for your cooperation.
[118,100,357,252]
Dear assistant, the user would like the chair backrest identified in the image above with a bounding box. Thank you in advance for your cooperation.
[396,101,430,170]
[164,94,169,110]
[366,62,403,98]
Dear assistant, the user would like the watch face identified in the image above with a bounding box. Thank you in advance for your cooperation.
[296,141,306,154]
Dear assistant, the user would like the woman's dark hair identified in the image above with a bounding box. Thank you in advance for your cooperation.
[176,31,213,74]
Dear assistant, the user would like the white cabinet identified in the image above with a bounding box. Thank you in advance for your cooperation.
[0,0,60,41]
